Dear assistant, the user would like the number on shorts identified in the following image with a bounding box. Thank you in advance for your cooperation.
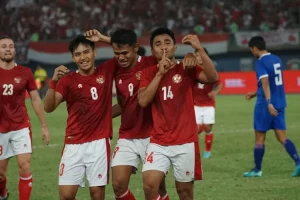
[113,146,119,159]
[59,163,65,176]
[0,145,2,156]
[145,152,154,164]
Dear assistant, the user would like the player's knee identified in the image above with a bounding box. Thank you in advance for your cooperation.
[18,160,31,174]
[158,182,167,195]
[59,194,76,200]
[90,186,105,200]
[112,178,128,196]
[0,173,5,182]
[204,125,212,133]
[143,178,158,197]
[176,186,193,199]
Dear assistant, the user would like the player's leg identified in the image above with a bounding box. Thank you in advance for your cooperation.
[142,143,171,200]
[273,108,300,177]
[202,107,215,158]
[10,128,33,200]
[111,139,140,199]
[0,132,12,199]
[136,139,170,200]
[58,144,85,200]
[86,139,110,200]
[171,142,202,199]
[194,106,203,134]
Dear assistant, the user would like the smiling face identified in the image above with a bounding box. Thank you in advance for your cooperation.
[0,38,16,63]
[151,34,176,61]
[112,43,139,68]
[72,43,96,74]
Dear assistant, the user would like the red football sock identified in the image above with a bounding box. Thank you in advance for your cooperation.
[19,173,32,200]
[0,176,7,197]
[153,195,162,200]
[162,193,170,200]
[115,189,136,200]
[205,132,214,152]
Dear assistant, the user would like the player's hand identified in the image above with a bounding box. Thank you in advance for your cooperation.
[85,29,105,43]
[182,53,198,69]
[41,124,50,145]
[157,50,173,75]
[208,91,217,98]
[182,35,202,50]
[245,92,256,100]
[52,65,70,82]
[268,104,278,116]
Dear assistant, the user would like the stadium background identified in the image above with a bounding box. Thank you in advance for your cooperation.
[1,0,300,199]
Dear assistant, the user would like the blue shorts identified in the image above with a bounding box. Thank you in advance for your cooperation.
[254,106,286,132]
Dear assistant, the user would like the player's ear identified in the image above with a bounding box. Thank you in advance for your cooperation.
[134,43,140,53]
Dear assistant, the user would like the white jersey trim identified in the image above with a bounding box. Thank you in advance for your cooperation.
[258,74,268,80]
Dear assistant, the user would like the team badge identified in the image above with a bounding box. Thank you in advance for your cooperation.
[136,71,142,80]
[14,77,21,83]
[172,74,182,83]
[78,84,82,88]
[96,76,105,84]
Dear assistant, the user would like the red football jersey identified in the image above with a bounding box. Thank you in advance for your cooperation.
[115,56,157,139]
[56,59,117,144]
[0,65,36,132]
[140,63,203,145]
[193,80,221,107]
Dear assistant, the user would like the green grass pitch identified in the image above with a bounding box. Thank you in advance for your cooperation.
[4,95,300,200]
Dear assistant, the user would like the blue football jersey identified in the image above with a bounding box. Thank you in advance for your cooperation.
[255,53,286,108]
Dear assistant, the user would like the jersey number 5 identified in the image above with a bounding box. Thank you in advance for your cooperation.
[2,84,14,95]
[273,63,283,86]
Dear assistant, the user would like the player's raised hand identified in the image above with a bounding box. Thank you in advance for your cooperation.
[41,124,50,145]
[182,35,202,50]
[268,104,278,116]
[52,65,70,82]
[85,29,105,42]
[182,53,198,69]
[245,92,256,100]
[158,50,173,75]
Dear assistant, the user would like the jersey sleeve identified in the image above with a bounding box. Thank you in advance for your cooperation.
[56,77,69,100]
[256,61,268,80]
[98,58,118,76]
[140,66,155,88]
[26,69,37,92]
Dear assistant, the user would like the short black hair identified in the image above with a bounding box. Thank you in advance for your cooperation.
[0,35,14,41]
[150,27,176,48]
[110,28,137,47]
[248,36,266,50]
[68,34,95,54]
[137,46,146,56]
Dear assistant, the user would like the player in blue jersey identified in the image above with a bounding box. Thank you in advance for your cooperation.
[243,36,300,177]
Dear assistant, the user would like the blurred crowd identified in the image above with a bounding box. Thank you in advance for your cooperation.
[0,0,300,41]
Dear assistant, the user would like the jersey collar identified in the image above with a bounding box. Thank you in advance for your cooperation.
[259,53,271,60]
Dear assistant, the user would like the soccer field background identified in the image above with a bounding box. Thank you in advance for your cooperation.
[5,95,300,200]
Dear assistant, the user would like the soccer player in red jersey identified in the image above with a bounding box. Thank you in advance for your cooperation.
[138,28,218,200]
[0,36,50,200]
[85,28,184,200]
[44,35,117,200]
[193,56,223,159]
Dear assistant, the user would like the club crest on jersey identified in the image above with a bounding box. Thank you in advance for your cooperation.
[136,71,142,80]
[96,76,105,84]
[78,84,82,88]
[172,74,182,83]
[14,77,21,83]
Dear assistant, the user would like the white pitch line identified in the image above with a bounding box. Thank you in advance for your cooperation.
[32,125,300,149]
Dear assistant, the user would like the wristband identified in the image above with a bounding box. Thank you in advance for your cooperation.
[266,99,271,104]
[49,80,57,89]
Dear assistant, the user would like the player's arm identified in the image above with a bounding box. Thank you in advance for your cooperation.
[182,35,218,83]
[214,81,223,94]
[44,65,69,113]
[138,52,172,107]
[261,77,277,116]
[85,29,111,44]
[112,95,123,118]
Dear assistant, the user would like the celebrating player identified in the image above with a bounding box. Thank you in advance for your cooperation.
[138,27,218,200]
[0,36,50,200]
[44,35,116,199]
[193,48,223,159]
[243,36,300,177]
